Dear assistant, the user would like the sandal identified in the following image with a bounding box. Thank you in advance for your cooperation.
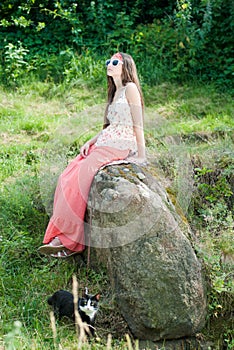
[38,237,65,255]
[51,250,79,258]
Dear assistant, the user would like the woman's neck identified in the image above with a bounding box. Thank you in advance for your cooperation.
[113,77,123,91]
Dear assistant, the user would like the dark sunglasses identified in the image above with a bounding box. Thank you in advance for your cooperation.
[105,59,123,66]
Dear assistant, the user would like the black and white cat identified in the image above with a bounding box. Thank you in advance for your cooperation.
[47,290,100,335]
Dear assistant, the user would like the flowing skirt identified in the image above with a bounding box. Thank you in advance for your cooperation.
[43,145,129,252]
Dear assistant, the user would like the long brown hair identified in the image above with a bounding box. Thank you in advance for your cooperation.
[103,52,144,128]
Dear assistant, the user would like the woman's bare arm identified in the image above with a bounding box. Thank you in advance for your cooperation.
[126,83,146,162]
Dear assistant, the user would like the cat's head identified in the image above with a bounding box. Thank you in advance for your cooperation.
[79,292,100,320]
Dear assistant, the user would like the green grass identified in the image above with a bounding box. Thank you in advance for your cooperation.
[0,80,233,349]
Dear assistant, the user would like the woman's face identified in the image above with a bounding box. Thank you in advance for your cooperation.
[106,55,123,78]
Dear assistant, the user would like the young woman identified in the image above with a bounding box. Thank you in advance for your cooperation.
[38,52,146,258]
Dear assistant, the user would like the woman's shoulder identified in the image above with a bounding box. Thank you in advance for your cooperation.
[125,82,141,105]
[125,82,138,91]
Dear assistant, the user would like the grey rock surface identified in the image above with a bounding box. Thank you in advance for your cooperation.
[86,163,206,341]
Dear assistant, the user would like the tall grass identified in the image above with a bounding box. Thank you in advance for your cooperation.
[0,77,233,349]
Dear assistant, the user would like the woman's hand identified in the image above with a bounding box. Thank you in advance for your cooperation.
[80,142,90,158]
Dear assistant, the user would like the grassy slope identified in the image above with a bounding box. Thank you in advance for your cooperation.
[0,81,233,349]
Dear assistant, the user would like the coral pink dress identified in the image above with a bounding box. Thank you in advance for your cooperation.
[43,85,137,252]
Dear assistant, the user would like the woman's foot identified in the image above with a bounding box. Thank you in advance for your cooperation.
[51,249,79,258]
[38,237,65,255]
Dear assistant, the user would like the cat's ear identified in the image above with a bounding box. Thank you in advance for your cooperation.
[95,293,100,301]
[82,290,87,298]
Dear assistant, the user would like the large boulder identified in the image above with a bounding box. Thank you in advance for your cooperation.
[86,163,207,341]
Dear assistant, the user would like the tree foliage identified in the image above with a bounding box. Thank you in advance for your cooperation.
[0,0,233,87]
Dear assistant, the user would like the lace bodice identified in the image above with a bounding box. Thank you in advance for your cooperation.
[95,84,137,153]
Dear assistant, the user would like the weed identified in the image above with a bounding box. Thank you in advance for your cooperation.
[2,42,33,87]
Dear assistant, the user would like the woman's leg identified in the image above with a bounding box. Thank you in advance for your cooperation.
[41,146,129,253]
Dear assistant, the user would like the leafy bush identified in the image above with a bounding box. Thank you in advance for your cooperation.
[62,49,106,86]
[130,0,234,87]
[0,0,233,88]
[1,41,32,86]
[193,153,234,218]
[189,150,234,346]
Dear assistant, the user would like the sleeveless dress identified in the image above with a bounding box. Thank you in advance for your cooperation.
[95,85,137,153]
[43,84,137,252]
